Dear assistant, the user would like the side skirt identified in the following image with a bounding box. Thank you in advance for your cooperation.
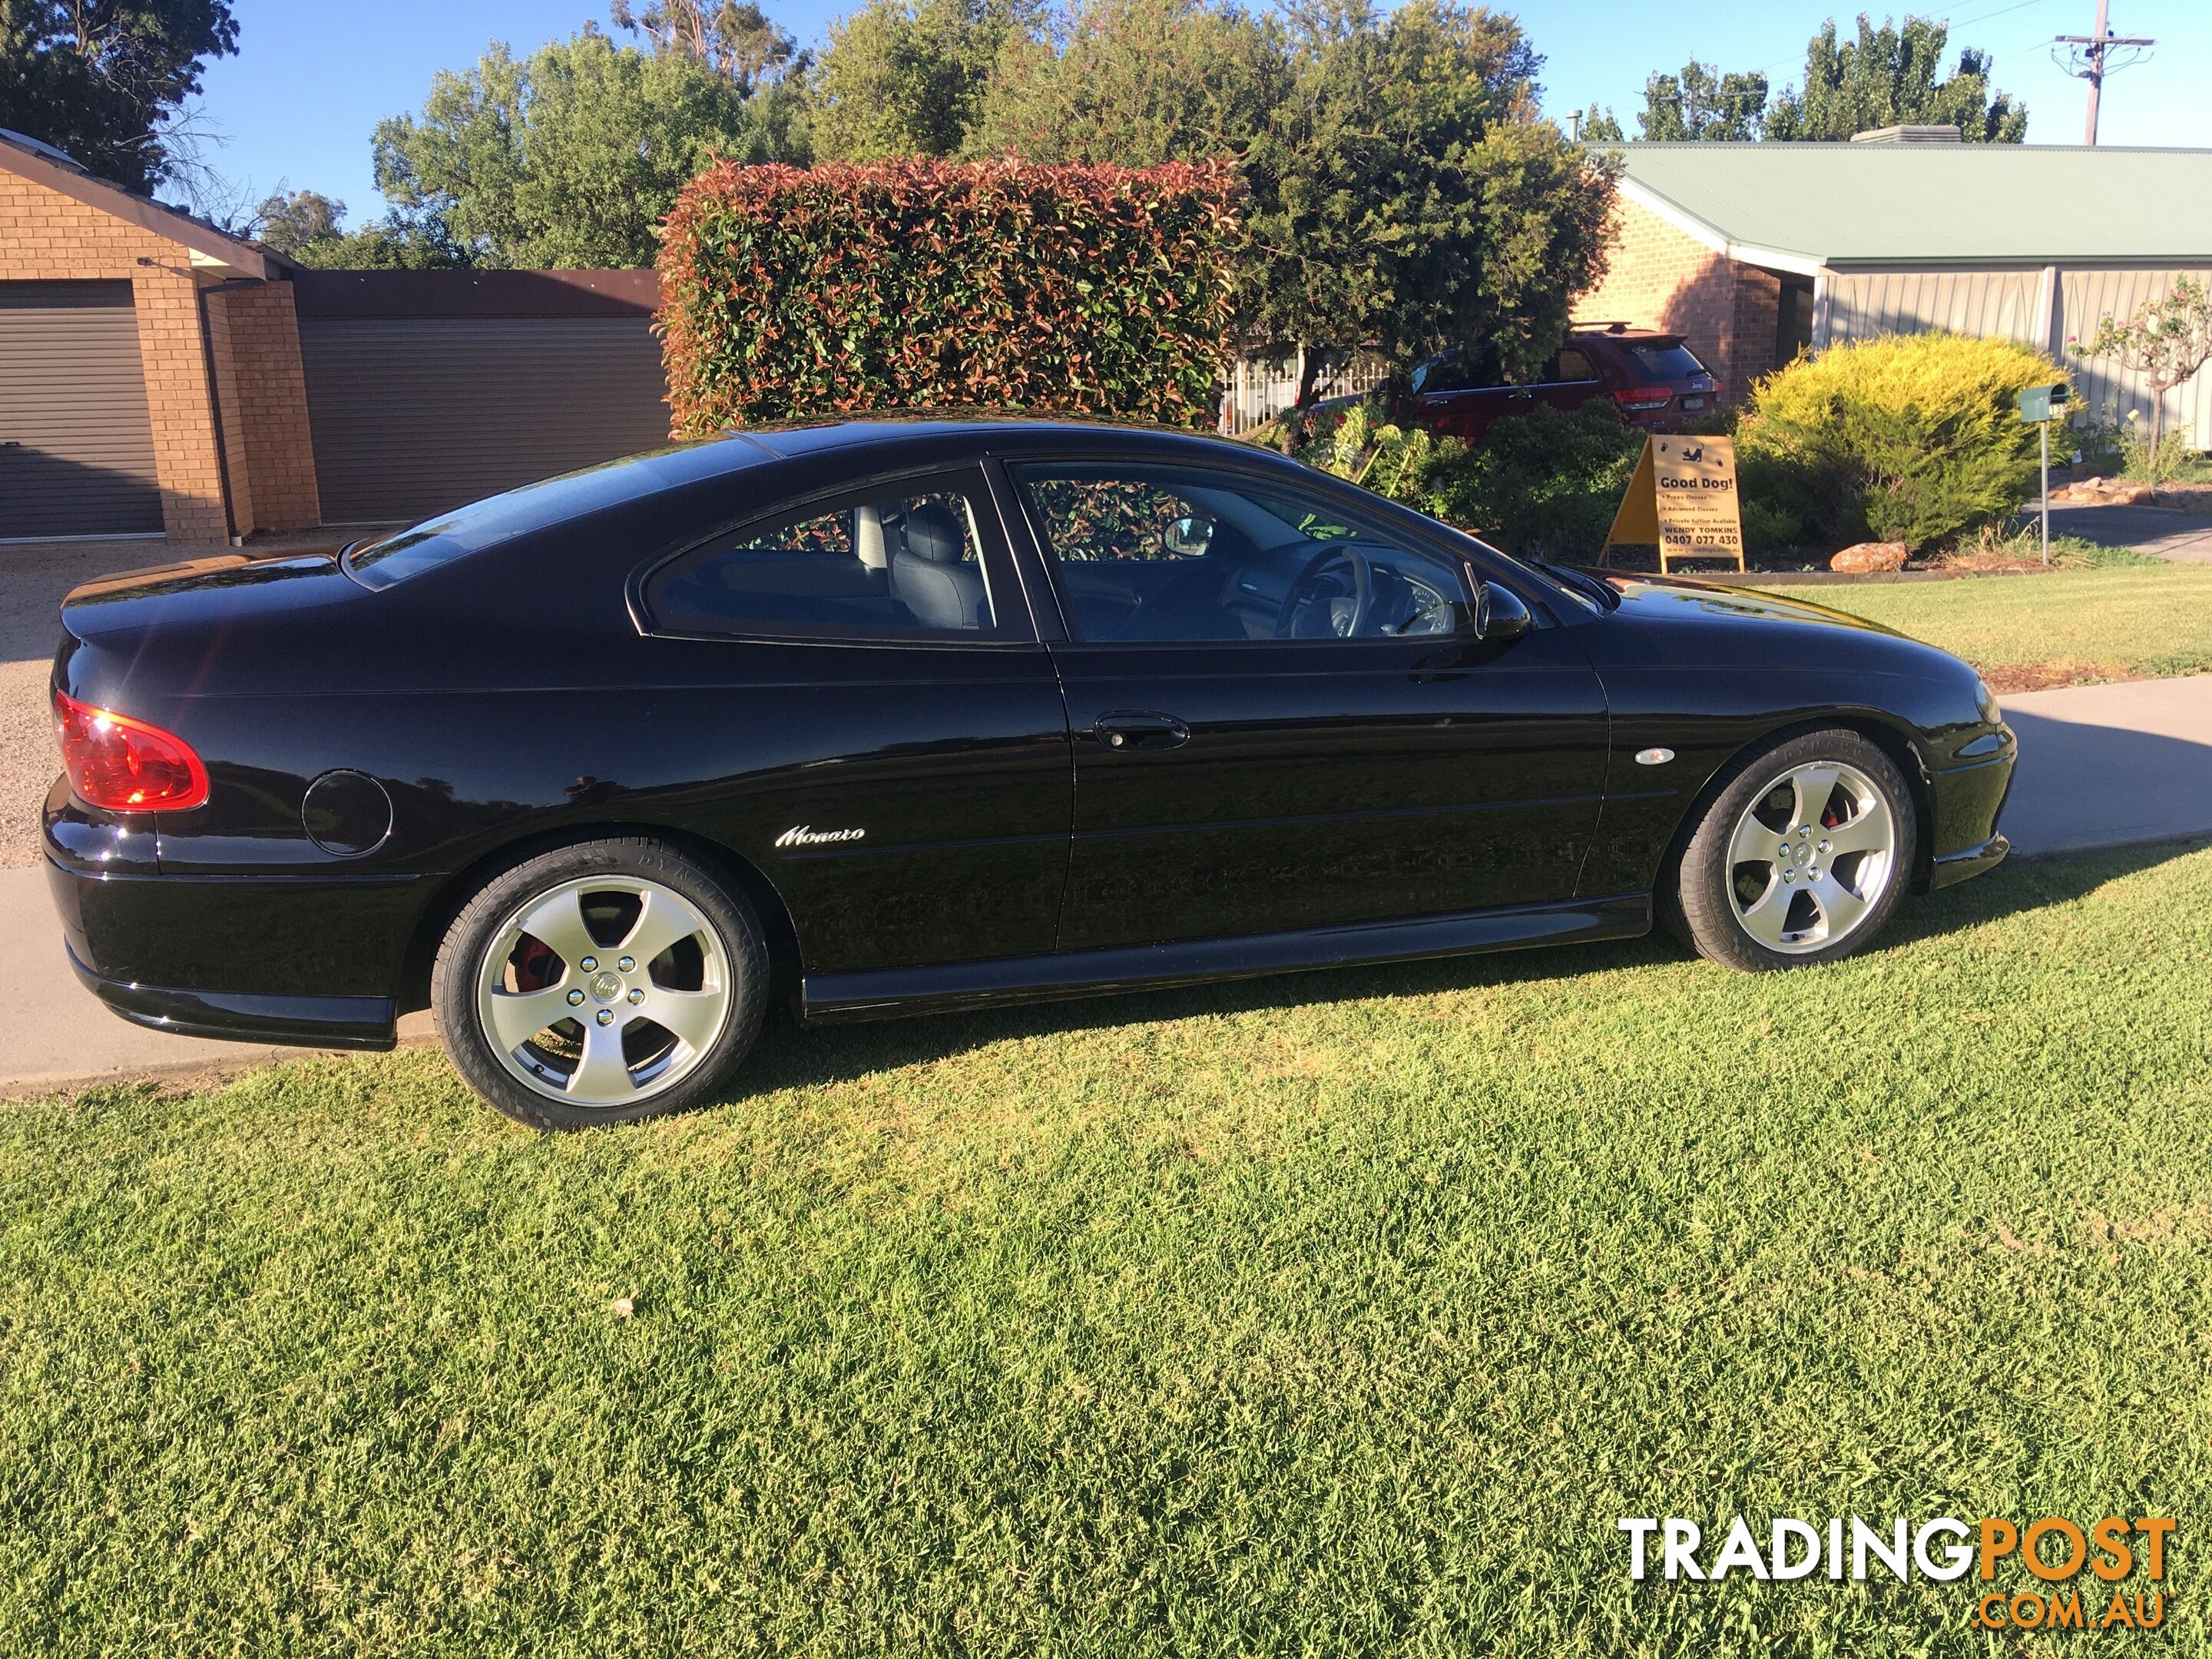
[801,892,1653,1025]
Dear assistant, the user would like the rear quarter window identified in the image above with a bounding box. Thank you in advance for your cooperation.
[343,440,746,590]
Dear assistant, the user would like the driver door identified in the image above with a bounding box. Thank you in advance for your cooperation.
[1002,459,1610,953]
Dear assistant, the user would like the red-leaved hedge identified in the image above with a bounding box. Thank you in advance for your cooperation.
[656,158,1240,433]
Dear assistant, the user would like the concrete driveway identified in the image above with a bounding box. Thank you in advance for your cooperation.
[2048,499,2212,564]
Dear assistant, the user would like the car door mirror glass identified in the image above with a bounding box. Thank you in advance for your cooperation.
[1162,515,1215,558]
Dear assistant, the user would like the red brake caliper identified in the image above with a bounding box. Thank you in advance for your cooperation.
[512,937,564,993]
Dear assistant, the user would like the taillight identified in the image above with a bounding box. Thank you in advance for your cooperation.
[1613,389,1674,412]
[51,689,210,812]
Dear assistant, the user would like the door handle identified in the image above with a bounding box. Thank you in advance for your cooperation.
[1092,710,1190,751]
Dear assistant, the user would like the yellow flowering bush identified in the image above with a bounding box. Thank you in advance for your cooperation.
[1738,332,2065,551]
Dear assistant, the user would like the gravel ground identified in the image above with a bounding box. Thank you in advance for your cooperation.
[1,535,352,869]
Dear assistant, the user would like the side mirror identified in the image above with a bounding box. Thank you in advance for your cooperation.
[1162,515,1215,557]
[1465,578,1532,643]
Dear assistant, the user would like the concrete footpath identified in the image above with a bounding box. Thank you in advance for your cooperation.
[2,674,2208,1098]
[1992,675,2212,854]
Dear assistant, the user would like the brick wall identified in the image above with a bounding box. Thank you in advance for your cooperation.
[1575,193,1792,405]
[1729,264,1783,392]
[207,283,320,531]
[0,170,231,540]
[199,284,255,532]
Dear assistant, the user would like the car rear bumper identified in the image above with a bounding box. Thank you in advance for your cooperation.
[46,853,407,1051]
[63,937,397,1050]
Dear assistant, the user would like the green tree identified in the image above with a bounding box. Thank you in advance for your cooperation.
[371,28,806,268]
[252,187,344,253]
[807,0,1041,160]
[1636,60,1768,141]
[1239,0,1614,401]
[0,0,237,191]
[610,0,804,93]
[1575,104,1624,143]
[972,0,1288,166]
[283,212,473,270]
[1765,15,2026,142]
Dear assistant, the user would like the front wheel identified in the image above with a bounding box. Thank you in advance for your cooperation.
[432,837,769,1128]
[1671,730,1919,972]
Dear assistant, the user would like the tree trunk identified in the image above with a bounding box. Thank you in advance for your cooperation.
[2148,380,2168,482]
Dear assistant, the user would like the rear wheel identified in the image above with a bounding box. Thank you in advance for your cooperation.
[1673,730,1918,972]
[432,838,768,1128]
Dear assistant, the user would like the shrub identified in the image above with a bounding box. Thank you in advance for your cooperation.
[1737,332,2064,551]
[1269,398,1644,559]
[1432,401,1647,556]
[657,157,1239,432]
[2114,411,2199,485]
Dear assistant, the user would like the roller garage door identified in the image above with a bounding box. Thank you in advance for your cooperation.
[295,271,673,525]
[0,281,162,539]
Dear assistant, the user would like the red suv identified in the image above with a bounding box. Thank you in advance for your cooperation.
[1389,323,1717,445]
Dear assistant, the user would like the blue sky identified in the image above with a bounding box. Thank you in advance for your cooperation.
[192,0,2207,225]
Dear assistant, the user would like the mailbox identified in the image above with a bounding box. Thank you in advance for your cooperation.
[2017,382,2069,423]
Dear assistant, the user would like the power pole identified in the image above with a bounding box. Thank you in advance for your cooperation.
[2055,0,2156,145]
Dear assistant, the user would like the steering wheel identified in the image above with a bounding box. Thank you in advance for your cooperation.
[1276,544,1374,639]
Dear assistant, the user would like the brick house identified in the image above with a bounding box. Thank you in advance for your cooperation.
[0,127,316,541]
[1577,136,2212,446]
[1,127,671,544]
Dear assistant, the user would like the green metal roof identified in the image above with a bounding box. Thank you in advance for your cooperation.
[1609,143,2212,269]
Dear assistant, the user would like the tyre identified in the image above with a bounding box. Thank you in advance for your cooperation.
[432,837,769,1128]
[1671,729,1919,972]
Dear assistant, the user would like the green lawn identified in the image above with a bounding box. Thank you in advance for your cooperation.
[1751,565,2212,688]
[5,845,2211,1656]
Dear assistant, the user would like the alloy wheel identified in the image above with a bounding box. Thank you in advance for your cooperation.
[1724,759,1898,955]
[474,875,733,1107]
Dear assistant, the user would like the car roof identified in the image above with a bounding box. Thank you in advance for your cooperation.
[740,412,1262,462]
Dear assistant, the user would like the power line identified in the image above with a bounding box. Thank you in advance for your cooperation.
[2052,0,2156,144]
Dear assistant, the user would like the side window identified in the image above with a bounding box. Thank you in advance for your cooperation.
[1554,347,1598,382]
[644,480,998,637]
[1419,342,1505,396]
[1015,462,1469,645]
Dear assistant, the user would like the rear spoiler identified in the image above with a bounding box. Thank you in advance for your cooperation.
[64,554,253,605]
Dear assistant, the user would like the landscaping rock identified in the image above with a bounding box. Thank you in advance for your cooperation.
[2053,477,2157,506]
[1830,541,1909,573]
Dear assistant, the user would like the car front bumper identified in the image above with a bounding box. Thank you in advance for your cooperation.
[1925,733,2015,890]
[1929,831,2009,889]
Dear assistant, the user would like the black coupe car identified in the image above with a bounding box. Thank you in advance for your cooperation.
[46,418,2015,1128]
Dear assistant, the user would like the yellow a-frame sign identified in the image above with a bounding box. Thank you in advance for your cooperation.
[1600,434,1746,572]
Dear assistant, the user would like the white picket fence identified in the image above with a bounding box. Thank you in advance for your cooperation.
[1218,349,1390,436]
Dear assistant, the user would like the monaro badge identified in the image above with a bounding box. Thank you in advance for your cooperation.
[775,824,867,849]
